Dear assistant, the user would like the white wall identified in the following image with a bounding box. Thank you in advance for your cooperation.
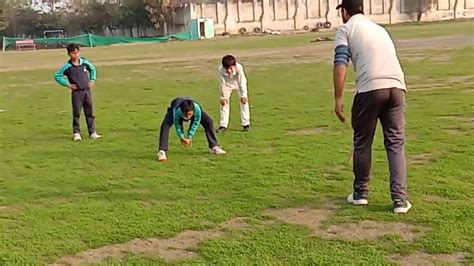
[178,0,474,34]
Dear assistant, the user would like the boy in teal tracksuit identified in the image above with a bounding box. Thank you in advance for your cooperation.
[54,43,101,141]
[157,97,226,161]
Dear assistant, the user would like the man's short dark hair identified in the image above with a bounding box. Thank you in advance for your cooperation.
[179,99,195,113]
[336,0,364,16]
[222,55,236,69]
[67,43,80,54]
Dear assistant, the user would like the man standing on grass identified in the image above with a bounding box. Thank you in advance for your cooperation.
[332,0,412,213]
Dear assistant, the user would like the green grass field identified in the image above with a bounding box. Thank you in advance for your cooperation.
[1,20,473,265]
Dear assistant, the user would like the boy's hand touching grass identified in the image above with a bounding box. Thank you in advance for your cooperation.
[181,138,192,147]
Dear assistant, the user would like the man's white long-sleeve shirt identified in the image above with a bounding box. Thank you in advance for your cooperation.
[218,63,248,98]
[334,14,406,94]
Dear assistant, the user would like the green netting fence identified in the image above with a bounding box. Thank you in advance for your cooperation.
[2,31,194,52]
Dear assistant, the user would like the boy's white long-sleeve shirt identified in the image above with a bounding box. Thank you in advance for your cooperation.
[218,63,248,98]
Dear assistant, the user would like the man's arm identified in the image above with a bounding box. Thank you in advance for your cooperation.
[237,64,248,99]
[334,63,348,122]
[333,44,350,101]
[187,103,202,138]
[83,58,97,82]
[54,63,71,88]
[333,27,351,123]
[334,64,347,99]
[173,108,185,139]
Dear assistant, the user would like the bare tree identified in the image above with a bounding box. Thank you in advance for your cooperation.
[0,0,6,30]
[403,0,436,22]
[145,0,177,36]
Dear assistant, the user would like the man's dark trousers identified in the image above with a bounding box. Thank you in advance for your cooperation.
[351,88,407,201]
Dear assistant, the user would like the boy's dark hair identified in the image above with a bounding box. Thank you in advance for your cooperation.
[222,55,236,69]
[67,43,80,54]
[179,99,195,113]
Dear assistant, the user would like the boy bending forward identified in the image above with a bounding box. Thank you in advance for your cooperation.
[216,55,251,132]
[157,97,226,161]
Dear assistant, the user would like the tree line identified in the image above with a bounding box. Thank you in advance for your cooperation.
[0,0,176,38]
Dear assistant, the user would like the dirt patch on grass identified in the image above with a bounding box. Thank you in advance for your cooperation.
[332,165,348,172]
[4,35,471,73]
[459,118,473,125]
[287,127,327,136]
[422,195,449,203]
[321,220,429,241]
[263,207,333,232]
[409,83,449,91]
[0,205,19,214]
[442,116,474,126]
[407,75,474,91]
[54,217,248,265]
[323,164,350,179]
[390,251,467,265]
[263,200,430,242]
[400,53,451,63]
[72,43,333,72]
[257,219,277,226]
[220,217,249,231]
[260,147,274,154]
[318,198,345,210]
[396,35,472,50]
[408,152,440,165]
[444,128,464,135]
[409,153,432,165]
[130,69,150,73]
[448,75,474,84]
[399,55,426,62]
[57,230,224,265]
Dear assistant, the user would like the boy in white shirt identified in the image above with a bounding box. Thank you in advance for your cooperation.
[216,55,251,132]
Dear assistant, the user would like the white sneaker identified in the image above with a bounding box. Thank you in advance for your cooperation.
[210,146,226,155]
[393,200,413,214]
[157,150,167,161]
[73,133,82,141]
[347,192,369,206]
[90,132,102,140]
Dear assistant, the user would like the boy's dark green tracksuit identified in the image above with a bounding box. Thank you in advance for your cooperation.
[54,57,97,135]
